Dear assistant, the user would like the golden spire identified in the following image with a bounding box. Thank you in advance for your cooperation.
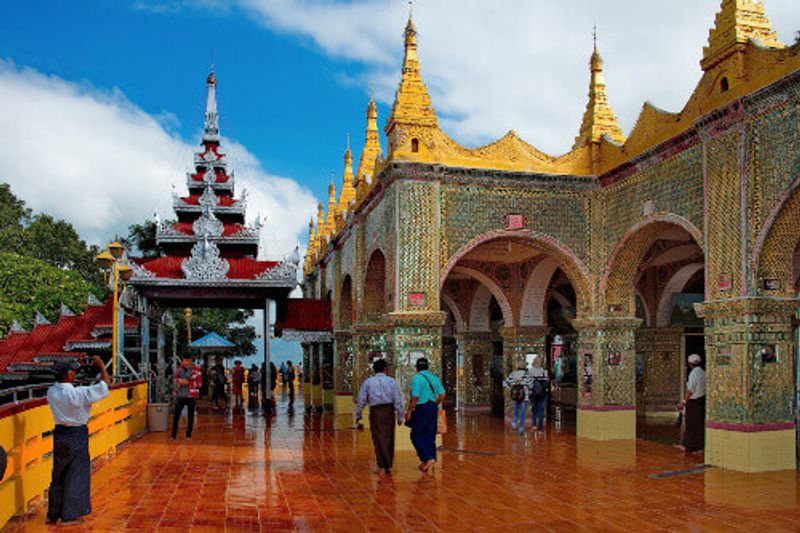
[337,135,356,215]
[356,93,382,202]
[701,0,784,71]
[385,10,437,138]
[573,33,625,149]
[324,179,337,238]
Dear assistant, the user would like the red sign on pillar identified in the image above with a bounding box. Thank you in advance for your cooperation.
[505,214,526,230]
[408,292,426,307]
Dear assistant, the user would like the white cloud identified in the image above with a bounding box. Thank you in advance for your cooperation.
[235,0,800,154]
[0,60,316,260]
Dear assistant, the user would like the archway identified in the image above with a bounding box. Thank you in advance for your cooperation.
[440,234,589,419]
[339,275,353,329]
[604,218,705,444]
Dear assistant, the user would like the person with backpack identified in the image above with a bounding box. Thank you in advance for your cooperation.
[503,361,532,435]
[529,354,550,432]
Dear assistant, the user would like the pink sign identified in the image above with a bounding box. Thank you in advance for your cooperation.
[506,214,526,230]
[408,292,426,307]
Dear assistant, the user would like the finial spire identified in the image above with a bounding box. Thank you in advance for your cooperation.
[203,68,220,143]
[573,37,625,149]
[593,24,597,51]
[701,0,784,71]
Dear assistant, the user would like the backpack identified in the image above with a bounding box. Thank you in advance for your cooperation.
[510,383,527,402]
[530,376,548,401]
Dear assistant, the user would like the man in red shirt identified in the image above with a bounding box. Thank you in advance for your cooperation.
[171,353,202,439]
[231,360,245,409]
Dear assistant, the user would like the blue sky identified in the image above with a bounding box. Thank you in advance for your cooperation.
[0,1,378,205]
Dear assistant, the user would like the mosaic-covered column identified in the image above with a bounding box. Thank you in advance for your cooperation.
[635,328,683,414]
[696,298,797,472]
[456,332,496,407]
[321,341,335,412]
[573,317,641,440]
[389,312,446,397]
[333,331,355,417]
[310,343,323,411]
[499,326,550,372]
[300,342,314,411]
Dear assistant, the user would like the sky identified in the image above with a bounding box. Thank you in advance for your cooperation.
[1,0,799,363]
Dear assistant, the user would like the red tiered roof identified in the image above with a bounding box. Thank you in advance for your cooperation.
[0,299,130,373]
[180,195,238,206]
[172,222,246,237]
[199,145,225,159]
[275,299,332,334]
[190,168,230,183]
[136,256,279,280]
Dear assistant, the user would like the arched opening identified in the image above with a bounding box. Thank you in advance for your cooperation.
[605,219,705,444]
[363,250,386,319]
[720,76,730,93]
[440,234,589,421]
[339,275,353,329]
[411,138,420,153]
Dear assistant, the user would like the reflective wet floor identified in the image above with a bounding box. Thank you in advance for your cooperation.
[6,391,800,532]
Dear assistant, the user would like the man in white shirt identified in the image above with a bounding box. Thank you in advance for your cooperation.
[676,353,706,453]
[46,356,110,524]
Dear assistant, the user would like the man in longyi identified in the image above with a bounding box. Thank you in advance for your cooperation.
[46,356,111,524]
[356,357,404,475]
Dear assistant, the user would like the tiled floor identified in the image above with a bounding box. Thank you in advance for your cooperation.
[6,390,800,532]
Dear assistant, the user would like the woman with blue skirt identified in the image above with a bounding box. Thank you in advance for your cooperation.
[404,357,445,473]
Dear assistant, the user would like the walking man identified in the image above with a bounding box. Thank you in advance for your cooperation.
[171,353,202,439]
[355,358,404,474]
[46,356,110,524]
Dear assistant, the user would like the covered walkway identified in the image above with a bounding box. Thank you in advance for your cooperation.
[5,392,800,532]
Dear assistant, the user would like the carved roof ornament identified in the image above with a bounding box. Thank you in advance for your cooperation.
[202,164,217,185]
[181,238,230,280]
[10,320,26,333]
[701,0,784,71]
[35,312,50,326]
[198,183,219,208]
[60,303,75,317]
[192,207,225,238]
[88,293,103,306]
[202,69,220,143]
[337,135,357,216]
[258,246,300,283]
[355,94,382,204]
[131,262,156,279]
[573,30,626,149]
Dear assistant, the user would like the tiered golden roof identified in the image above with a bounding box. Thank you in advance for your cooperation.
[336,137,356,219]
[701,0,784,71]
[573,40,626,149]
[305,0,799,273]
[355,95,382,205]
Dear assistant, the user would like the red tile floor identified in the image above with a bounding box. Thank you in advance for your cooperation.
[6,390,800,532]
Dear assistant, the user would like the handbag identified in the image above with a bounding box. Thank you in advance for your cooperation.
[422,373,447,435]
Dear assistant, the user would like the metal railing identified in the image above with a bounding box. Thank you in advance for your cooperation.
[0,375,140,404]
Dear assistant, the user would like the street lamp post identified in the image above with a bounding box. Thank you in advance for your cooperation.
[96,241,133,381]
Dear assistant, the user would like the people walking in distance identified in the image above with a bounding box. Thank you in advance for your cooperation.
[46,356,110,524]
[232,360,245,409]
[405,357,446,473]
[503,361,532,435]
[280,361,288,390]
[247,364,261,409]
[356,358,404,475]
[529,355,550,433]
[171,353,202,439]
[286,361,296,406]
[676,354,706,453]
[210,355,228,410]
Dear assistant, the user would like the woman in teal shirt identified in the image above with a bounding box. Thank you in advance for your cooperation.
[404,357,445,472]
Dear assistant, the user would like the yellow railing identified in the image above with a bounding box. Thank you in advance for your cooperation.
[0,381,147,529]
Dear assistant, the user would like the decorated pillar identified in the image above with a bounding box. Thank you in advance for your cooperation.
[573,317,641,440]
[635,328,683,414]
[499,326,550,372]
[389,312,446,396]
[456,332,495,407]
[696,299,797,472]
[333,331,355,416]
[310,343,323,411]
[321,341,335,411]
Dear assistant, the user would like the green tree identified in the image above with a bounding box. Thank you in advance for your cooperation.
[0,183,30,255]
[0,252,103,335]
[124,220,164,258]
[25,214,102,286]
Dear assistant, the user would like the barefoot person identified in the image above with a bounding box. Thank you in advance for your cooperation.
[355,358,404,475]
[171,353,202,439]
[405,357,445,473]
[676,354,706,453]
[46,356,110,524]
